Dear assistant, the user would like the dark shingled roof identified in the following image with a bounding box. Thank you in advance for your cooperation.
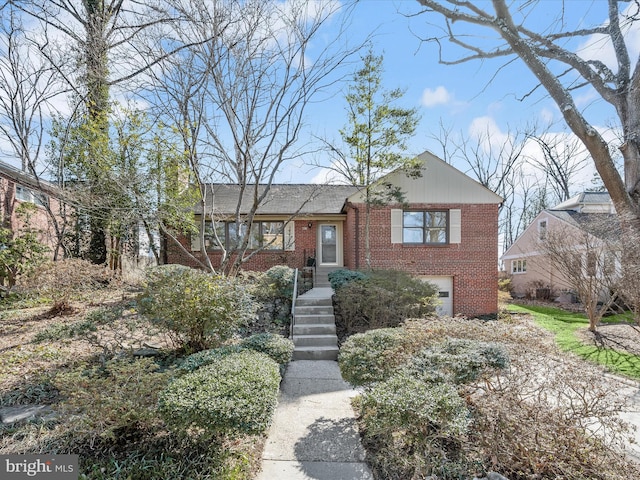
[547,210,621,241]
[196,184,362,215]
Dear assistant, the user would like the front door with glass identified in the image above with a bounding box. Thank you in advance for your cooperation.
[320,224,337,265]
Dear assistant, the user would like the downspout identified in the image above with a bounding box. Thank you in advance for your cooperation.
[354,205,360,270]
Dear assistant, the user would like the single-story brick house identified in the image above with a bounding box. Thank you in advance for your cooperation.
[167,150,503,316]
[501,192,618,300]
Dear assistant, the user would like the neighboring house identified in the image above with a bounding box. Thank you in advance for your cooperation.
[501,192,617,300]
[0,161,63,255]
[167,151,503,316]
[0,161,164,268]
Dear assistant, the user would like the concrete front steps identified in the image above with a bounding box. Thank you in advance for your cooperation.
[314,266,338,288]
[292,288,338,361]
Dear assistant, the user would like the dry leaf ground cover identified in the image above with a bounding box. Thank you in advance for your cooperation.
[0,281,266,480]
[340,310,640,479]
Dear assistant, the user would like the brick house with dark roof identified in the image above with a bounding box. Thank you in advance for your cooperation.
[167,151,503,317]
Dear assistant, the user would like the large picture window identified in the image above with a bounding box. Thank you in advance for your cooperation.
[403,210,448,244]
[205,220,284,250]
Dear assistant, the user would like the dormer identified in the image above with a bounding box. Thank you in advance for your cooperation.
[551,192,615,213]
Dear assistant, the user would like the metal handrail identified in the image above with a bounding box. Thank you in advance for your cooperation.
[290,268,299,339]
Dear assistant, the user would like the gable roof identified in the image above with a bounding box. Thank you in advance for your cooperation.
[502,191,619,260]
[347,150,503,205]
[196,184,360,216]
[197,151,501,216]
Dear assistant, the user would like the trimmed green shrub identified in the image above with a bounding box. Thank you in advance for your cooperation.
[240,333,294,365]
[263,265,295,300]
[334,269,438,334]
[358,371,472,480]
[159,350,280,437]
[360,370,470,440]
[327,268,368,290]
[138,266,256,352]
[338,328,406,386]
[405,338,510,385]
[179,345,246,373]
[179,334,293,374]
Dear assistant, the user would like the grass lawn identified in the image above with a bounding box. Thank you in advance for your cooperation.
[508,304,640,380]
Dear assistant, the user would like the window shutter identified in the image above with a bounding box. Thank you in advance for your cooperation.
[284,221,295,251]
[391,209,403,244]
[190,230,201,251]
[449,209,461,244]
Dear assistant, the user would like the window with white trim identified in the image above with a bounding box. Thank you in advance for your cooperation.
[511,259,527,274]
[15,185,47,207]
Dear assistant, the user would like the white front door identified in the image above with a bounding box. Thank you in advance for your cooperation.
[319,224,339,266]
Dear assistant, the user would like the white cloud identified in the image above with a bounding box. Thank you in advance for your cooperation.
[421,86,451,107]
[468,116,509,149]
[309,167,340,184]
[575,3,640,73]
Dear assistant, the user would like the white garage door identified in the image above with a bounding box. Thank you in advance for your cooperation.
[420,276,453,316]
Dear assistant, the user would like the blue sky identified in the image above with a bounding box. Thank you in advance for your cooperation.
[1,0,637,193]
[299,0,638,187]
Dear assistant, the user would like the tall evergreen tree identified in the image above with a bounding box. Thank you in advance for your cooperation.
[332,50,421,269]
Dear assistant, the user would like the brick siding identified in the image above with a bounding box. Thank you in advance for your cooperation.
[166,220,318,273]
[168,201,499,317]
[344,202,499,317]
[0,177,63,257]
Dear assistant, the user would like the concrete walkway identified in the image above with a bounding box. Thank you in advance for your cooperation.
[257,360,373,480]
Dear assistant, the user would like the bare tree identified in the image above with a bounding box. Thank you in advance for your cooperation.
[527,132,591,205]
[0,7,56,171]
[414,0,640,239]
[10,0,220,266]
[431,122,529,252]
[146,0,360,275]
[8,0,164,264]
[538,217,621,331]
[0,5,73,258]
[615,211,640,323]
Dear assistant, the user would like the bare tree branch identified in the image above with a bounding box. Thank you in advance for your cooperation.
[415,0,640,242]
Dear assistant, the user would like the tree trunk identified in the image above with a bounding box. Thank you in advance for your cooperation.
[493,1,640,237]
[364,201,372,270]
